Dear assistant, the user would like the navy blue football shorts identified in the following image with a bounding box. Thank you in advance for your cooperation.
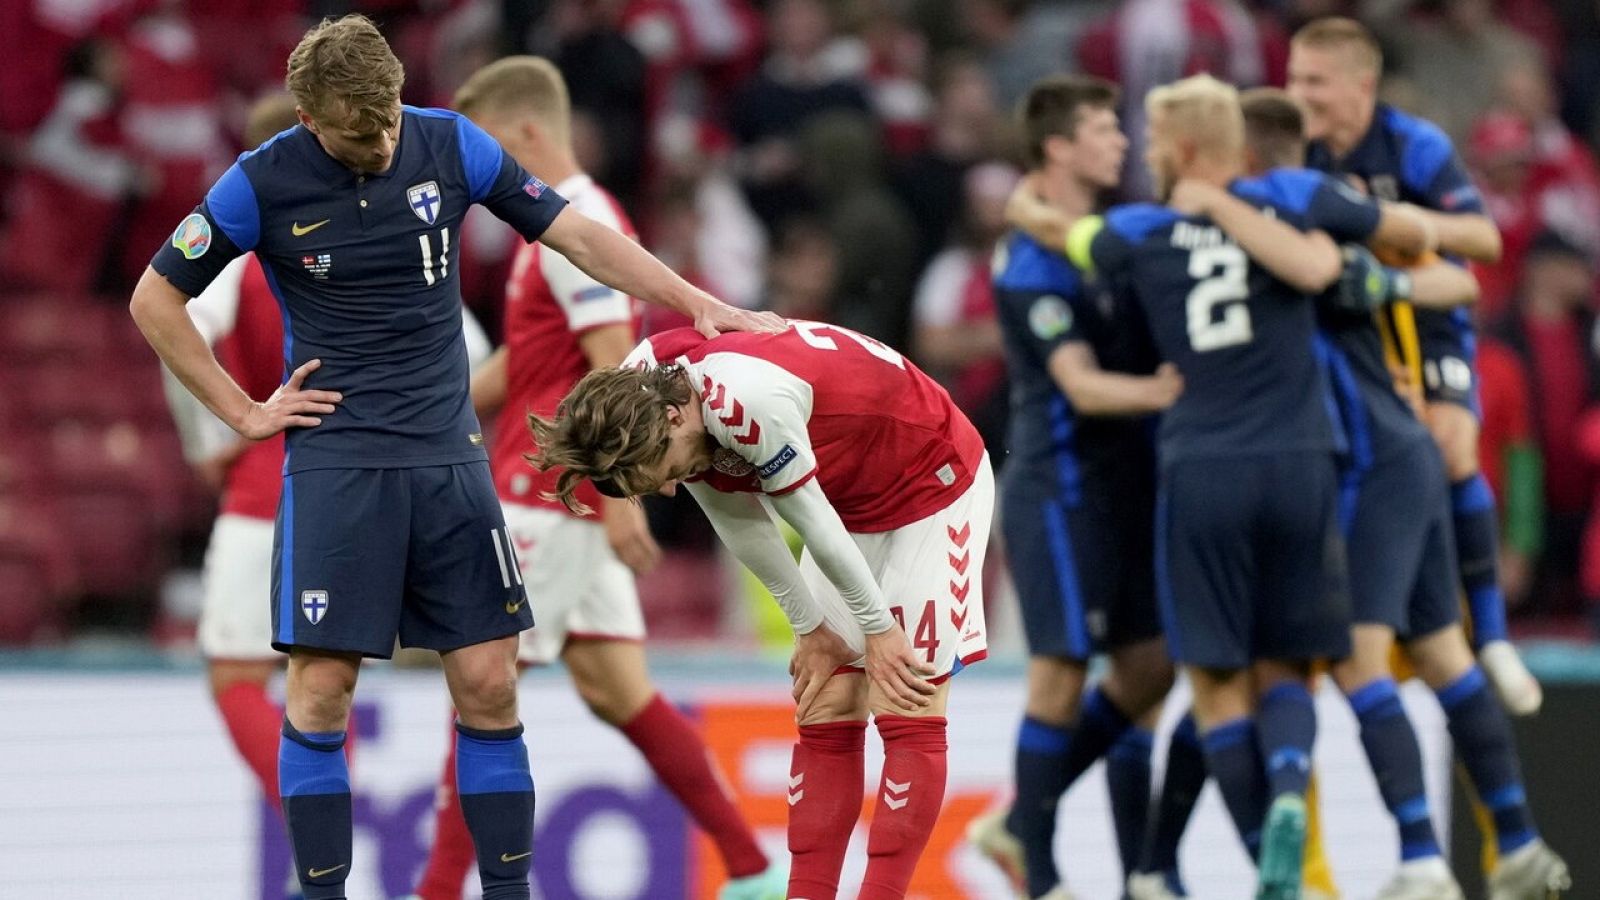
[1156,451,1352,670]
[1346,440,1461,638]
[270,461,533,658]
[1002,469,1161,661]
[1417,308,1480,413]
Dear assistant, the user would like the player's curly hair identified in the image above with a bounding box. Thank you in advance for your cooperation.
[527,365,693,515]
[286,15,404,135]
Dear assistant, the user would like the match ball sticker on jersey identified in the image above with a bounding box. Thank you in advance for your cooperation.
[171,213,212,260]
[758,445,798,479]
[712,447,755,477]
[407,180,442,225]
[301,590,329,625]
[1028,295,1073,340]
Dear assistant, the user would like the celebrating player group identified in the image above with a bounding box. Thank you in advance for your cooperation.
[136,8,1574,900]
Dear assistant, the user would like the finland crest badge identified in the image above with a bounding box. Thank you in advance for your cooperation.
[301,590,329,625]
[407,180,441,225]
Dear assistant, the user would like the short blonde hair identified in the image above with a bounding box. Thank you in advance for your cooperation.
[244,92,300,148]
[285,15,404,134]
[453,56,571,143]
[1145,73,1244,160]
[1292,16,1383,75]
[527,365,693,514]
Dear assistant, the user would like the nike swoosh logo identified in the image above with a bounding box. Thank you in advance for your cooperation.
[500,850,532,863]
[306,864,346,878]
[292,219,330,236]
[505,599,525,614]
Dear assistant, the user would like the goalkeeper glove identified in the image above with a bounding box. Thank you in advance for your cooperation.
[1337,244,1412,311]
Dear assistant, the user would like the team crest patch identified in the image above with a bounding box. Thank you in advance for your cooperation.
[711,447,755,477]
[171,213,212,260]
[523,176,548,198]
[301,590,329,625]
[407,181,441,225]
[1028,295,1072,340]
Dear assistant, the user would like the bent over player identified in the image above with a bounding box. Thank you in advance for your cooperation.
[130,16,778,900]
[410,56,785,900]
[530,323,994,900]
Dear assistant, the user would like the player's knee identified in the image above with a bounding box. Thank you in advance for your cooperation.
[1402,624,1475,690]
[1426,406,1479,479]
[573,673,649,726]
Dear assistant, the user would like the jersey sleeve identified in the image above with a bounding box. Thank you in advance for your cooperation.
[538,234,635,335]
[997,281,1091,365]
[1401,125,1485,214]
[455,114,569,242]
[1307,174,1383,243]
[696,355,818,496]
[150,162,255,298]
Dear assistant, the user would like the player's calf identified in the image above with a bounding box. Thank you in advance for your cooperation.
[860,715,948,900]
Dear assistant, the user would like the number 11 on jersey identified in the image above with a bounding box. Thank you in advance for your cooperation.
[419,226,451,285]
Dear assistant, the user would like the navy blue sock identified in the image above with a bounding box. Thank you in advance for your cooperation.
[1106,727,1153,879]
[279,721,350,900]
[1256,683,1316,800]
[1436,667,1538,854]
[1202,718,1267,859]
[1142,713,1204,891]
[1453,476,1509,647]
[1004,717,1072,898]
[1348,678,1441,860]
[1061,687,1134,786]
[457,722,537,900]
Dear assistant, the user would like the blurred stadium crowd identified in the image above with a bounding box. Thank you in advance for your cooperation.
[2,0,1599,647]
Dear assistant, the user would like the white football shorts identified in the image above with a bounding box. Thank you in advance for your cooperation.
[503,502,646,665]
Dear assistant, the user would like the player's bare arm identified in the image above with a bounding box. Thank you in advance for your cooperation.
[1403,205,1503,263]
[130,267,342,440]
[538,207,785,338]
[1168,179,1342,292]
[469,346,509,419]
[1404,259,1480,310]
[1048,343,1183,416]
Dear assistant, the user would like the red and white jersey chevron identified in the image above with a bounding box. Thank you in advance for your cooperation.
[627,322,986,533]
[492,174,640,519]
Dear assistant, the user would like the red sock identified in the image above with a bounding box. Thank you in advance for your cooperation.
[215,681,281,807]
[859,716,948,900]
[621,694,769,877]
[788,720,868,900]
[413,731,475,900]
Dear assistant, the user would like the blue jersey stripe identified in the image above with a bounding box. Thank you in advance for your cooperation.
[1317,334,1371,534]
[1048,395,1081,504]
[206,163,261,251]
[276,473,295,647]
[1153,489,1182,661]
[259,261,294,472]
[453,112,505,204]
[1042,501,1091,658]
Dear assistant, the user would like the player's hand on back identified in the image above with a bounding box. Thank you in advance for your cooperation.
[864,623,937,712]
[601,497,662,575]
[790,622,857,720]
[691,297,788,338]
[235,359,343,440]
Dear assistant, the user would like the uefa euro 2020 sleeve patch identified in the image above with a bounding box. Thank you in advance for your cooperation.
[172,213,212,260]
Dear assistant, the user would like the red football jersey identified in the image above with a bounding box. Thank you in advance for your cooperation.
[491,174,639,517]
[207,254,286,520]
[630,323,985,533]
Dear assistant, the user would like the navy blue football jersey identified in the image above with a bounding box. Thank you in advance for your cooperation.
[993,232,1159,495]
[1069,172,1376,463]
[1306,103,1484,340]
[151,106,568,474]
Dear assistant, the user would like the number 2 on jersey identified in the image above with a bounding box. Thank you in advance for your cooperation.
[793,320,906,369]
[1185,243,1252,352]
[419,226,451,286]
